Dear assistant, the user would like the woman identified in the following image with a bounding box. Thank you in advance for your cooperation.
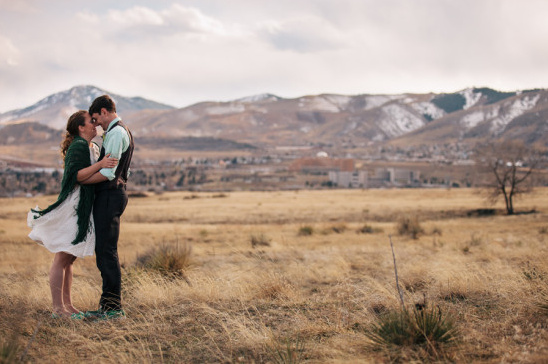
[28,110,117,318]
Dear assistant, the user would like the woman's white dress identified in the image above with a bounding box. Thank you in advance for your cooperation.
[27,144,99,258]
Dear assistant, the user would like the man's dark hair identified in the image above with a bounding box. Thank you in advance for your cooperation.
[89,95,117,115]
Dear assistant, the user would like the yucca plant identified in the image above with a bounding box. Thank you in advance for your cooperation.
[0,335,20,364]
[365,305,458,352]
[268,335,306,364]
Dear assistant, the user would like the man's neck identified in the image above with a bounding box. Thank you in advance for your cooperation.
[104,114,120,130]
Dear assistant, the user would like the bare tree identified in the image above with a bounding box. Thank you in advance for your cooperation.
[474,141,543,215]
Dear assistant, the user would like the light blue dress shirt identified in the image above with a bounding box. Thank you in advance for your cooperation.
[99,117,130,181]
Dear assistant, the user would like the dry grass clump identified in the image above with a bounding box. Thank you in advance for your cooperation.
[297,225,314,236]
[356,223,383,234]
[396,216,424,239]
[250,233,271,248]
[321,223,347,234]
[135,242,193,278]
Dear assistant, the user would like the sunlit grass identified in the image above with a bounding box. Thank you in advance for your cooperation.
[1,188,547,362]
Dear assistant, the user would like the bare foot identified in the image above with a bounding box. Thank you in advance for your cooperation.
[52,308,72,317]
[64,305,80,314]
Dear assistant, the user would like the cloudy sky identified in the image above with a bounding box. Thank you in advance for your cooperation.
[1,0,548,112]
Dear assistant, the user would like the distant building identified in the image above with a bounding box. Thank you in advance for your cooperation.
[328,171,368,188]
[289,157,354,173]
[329,168,420,188]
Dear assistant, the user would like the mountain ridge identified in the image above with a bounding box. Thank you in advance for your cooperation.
[1,85,547,151]
[0,85,174,130]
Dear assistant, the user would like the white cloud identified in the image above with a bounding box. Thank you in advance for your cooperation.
[108,6,164,26]
[1,0,548,113]
[0,36,19,66]
[163,4,226,35]
[258,16,347,52]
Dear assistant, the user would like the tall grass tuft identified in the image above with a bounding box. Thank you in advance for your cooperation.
[535,288,548,316]
[0,333,20,364]
[267,335,306,364]
[136,242,193,279]
[365,305,458,355]
[251,233,271,248]
[298,226,314,236]
[396,216,424,239]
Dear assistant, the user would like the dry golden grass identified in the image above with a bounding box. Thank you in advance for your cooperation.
[1,188,548,363]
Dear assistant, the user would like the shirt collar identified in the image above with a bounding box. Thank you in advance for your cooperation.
[105,117,121,134]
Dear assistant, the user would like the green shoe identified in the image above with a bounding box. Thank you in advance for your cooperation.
[94,309,126,322]
[70,312,85,320]
[84,309,104,318]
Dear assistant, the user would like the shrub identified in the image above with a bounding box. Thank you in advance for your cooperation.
[365,305,458,355]
[396,216,424,239]
[329,223,347,234]
[298,226,314,236]
[321,223,347,234]
[136,243,192,277]
[357,224,383,234]
[251,233,271,248]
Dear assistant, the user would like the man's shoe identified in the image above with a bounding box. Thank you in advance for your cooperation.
[84,309,104,318]
[94,309,126,322]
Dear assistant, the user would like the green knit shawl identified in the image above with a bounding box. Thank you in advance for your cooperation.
[32,136,95,245]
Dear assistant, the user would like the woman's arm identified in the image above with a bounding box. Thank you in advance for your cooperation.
[76,154,118,183]
[79,171,109,184]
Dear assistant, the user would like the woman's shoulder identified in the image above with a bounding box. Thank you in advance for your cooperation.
[66,137,89,155]
[69,137,88,148]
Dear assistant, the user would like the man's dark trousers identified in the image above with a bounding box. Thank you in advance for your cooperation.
[93,186,128,312]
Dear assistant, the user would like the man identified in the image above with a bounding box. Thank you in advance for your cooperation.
[83,95,134,320]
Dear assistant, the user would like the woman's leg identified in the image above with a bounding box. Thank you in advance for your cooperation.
[49,252,76,315]
[62,255,79,313]
[49,252,69,315]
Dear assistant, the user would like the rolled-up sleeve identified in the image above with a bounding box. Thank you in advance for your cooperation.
[100,128,127,181]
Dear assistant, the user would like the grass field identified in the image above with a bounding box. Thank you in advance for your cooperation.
[1,188,547,363]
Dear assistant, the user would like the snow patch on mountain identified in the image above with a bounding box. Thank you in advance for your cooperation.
[460,88,481,109]
[410,102,445,120]
[363,95,402,110]
[460,107,499,129]
[322,95,351,110]
[205,103,246,115]
[298,95,352,112]
[490,94,540,134]
[236,93,280,103]
[379,104,425,138]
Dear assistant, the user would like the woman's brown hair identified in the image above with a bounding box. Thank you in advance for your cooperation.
[60,110,87,159]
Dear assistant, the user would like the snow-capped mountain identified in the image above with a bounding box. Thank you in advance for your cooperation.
[2,86,547,150]
[123,87,548,148]
[0,85,174,130]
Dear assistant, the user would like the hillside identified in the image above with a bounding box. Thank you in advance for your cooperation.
[1,86,547,155]
[0,85,174,130]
